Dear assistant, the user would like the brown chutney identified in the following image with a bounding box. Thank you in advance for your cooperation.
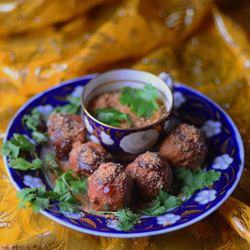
[87,90,167,128]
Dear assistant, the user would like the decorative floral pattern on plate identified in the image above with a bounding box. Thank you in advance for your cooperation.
[23,175,44,188]
[212,154,233,170]
[36,104,53,116]
[106,220,122,231]
[71,86,84,97]
[3,75,244,238]
[36,104,53,122]
[61,211,83,219]
[157,214,181,226]
[120,130,159,154]
[194,190,217,204]
[173,91,186,109]
[201,120,222,137]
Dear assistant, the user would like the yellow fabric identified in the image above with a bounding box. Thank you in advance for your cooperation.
[0,0,250,248]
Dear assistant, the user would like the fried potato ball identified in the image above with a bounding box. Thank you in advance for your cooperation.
[126,151,173,201]
[47,112,86,159]
[69,141,112,177]
[158,123,207,171]
[88,162,133,211]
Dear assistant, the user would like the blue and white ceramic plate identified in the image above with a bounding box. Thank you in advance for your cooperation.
[3,74,244,238]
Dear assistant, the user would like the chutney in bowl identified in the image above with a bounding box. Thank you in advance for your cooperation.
[81,69,174,158]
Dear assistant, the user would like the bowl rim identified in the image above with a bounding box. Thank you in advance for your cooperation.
[81,68,174,131]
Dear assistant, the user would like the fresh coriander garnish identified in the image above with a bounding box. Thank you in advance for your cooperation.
[22,108,44,132]
[116,207,140,231]
[6,88,222,231]
[1,133,43,171]
[9,157,43,170]
[136,191,183,216]
[55,95,81,114]
[53,170,88,212]
[54,170,88,195]
[31,131,49,144]
[137,167,221,216]
[118,83,159,117]
[17,186,59,213]
[44,152,63,176]
[171,167,222,197]
[1,133,36,159]
[22,108,49,144]
[16,170,88,214]
[94,108,133,127]
[57,192,82,213]
[91,207,140,231]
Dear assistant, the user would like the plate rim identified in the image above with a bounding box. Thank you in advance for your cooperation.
[3,76,245,238]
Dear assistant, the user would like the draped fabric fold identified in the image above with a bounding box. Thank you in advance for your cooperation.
[1,0,250,249]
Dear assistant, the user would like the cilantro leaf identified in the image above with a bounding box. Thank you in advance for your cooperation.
[1,133,35,159]
[137,84,158,102]
[57,201,80,213]
[137,168,221,216]
[116,207,140,231]
[8,158,43,170]
[59,192,82,206]
[54,170,88,195]
[1,140,20,159]
[16,186,59,213]
[22,108,44,132]
[31,131,48,144]
[172,167,221,197]
[1,133,43,172]
[55,96,81,115]
[12,133,35,152]
[137,191,182,216]
[91,207,140,231]
[31,197,50,213]
[137,198,166,216]
[52,170,88,212]
[44,152,63,176]
[70,178,88,195]
[17,188,37,210]
[16,169,87,214]
[118,84,159,117]
[54,179,70,194]
[94,108,133,127]
[1,133,36,160]
[22,108,49,144]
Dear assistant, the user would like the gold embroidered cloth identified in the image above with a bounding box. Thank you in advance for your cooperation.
[0,0,250,249]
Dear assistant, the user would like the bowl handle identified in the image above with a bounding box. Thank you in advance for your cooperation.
[158,72,174,90]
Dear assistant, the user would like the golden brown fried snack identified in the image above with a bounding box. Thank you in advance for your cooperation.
[158,123,207,171]
[69,141,112,177]
[88,162,133,211]
[47,112,86,159]
[126,151,173,201]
